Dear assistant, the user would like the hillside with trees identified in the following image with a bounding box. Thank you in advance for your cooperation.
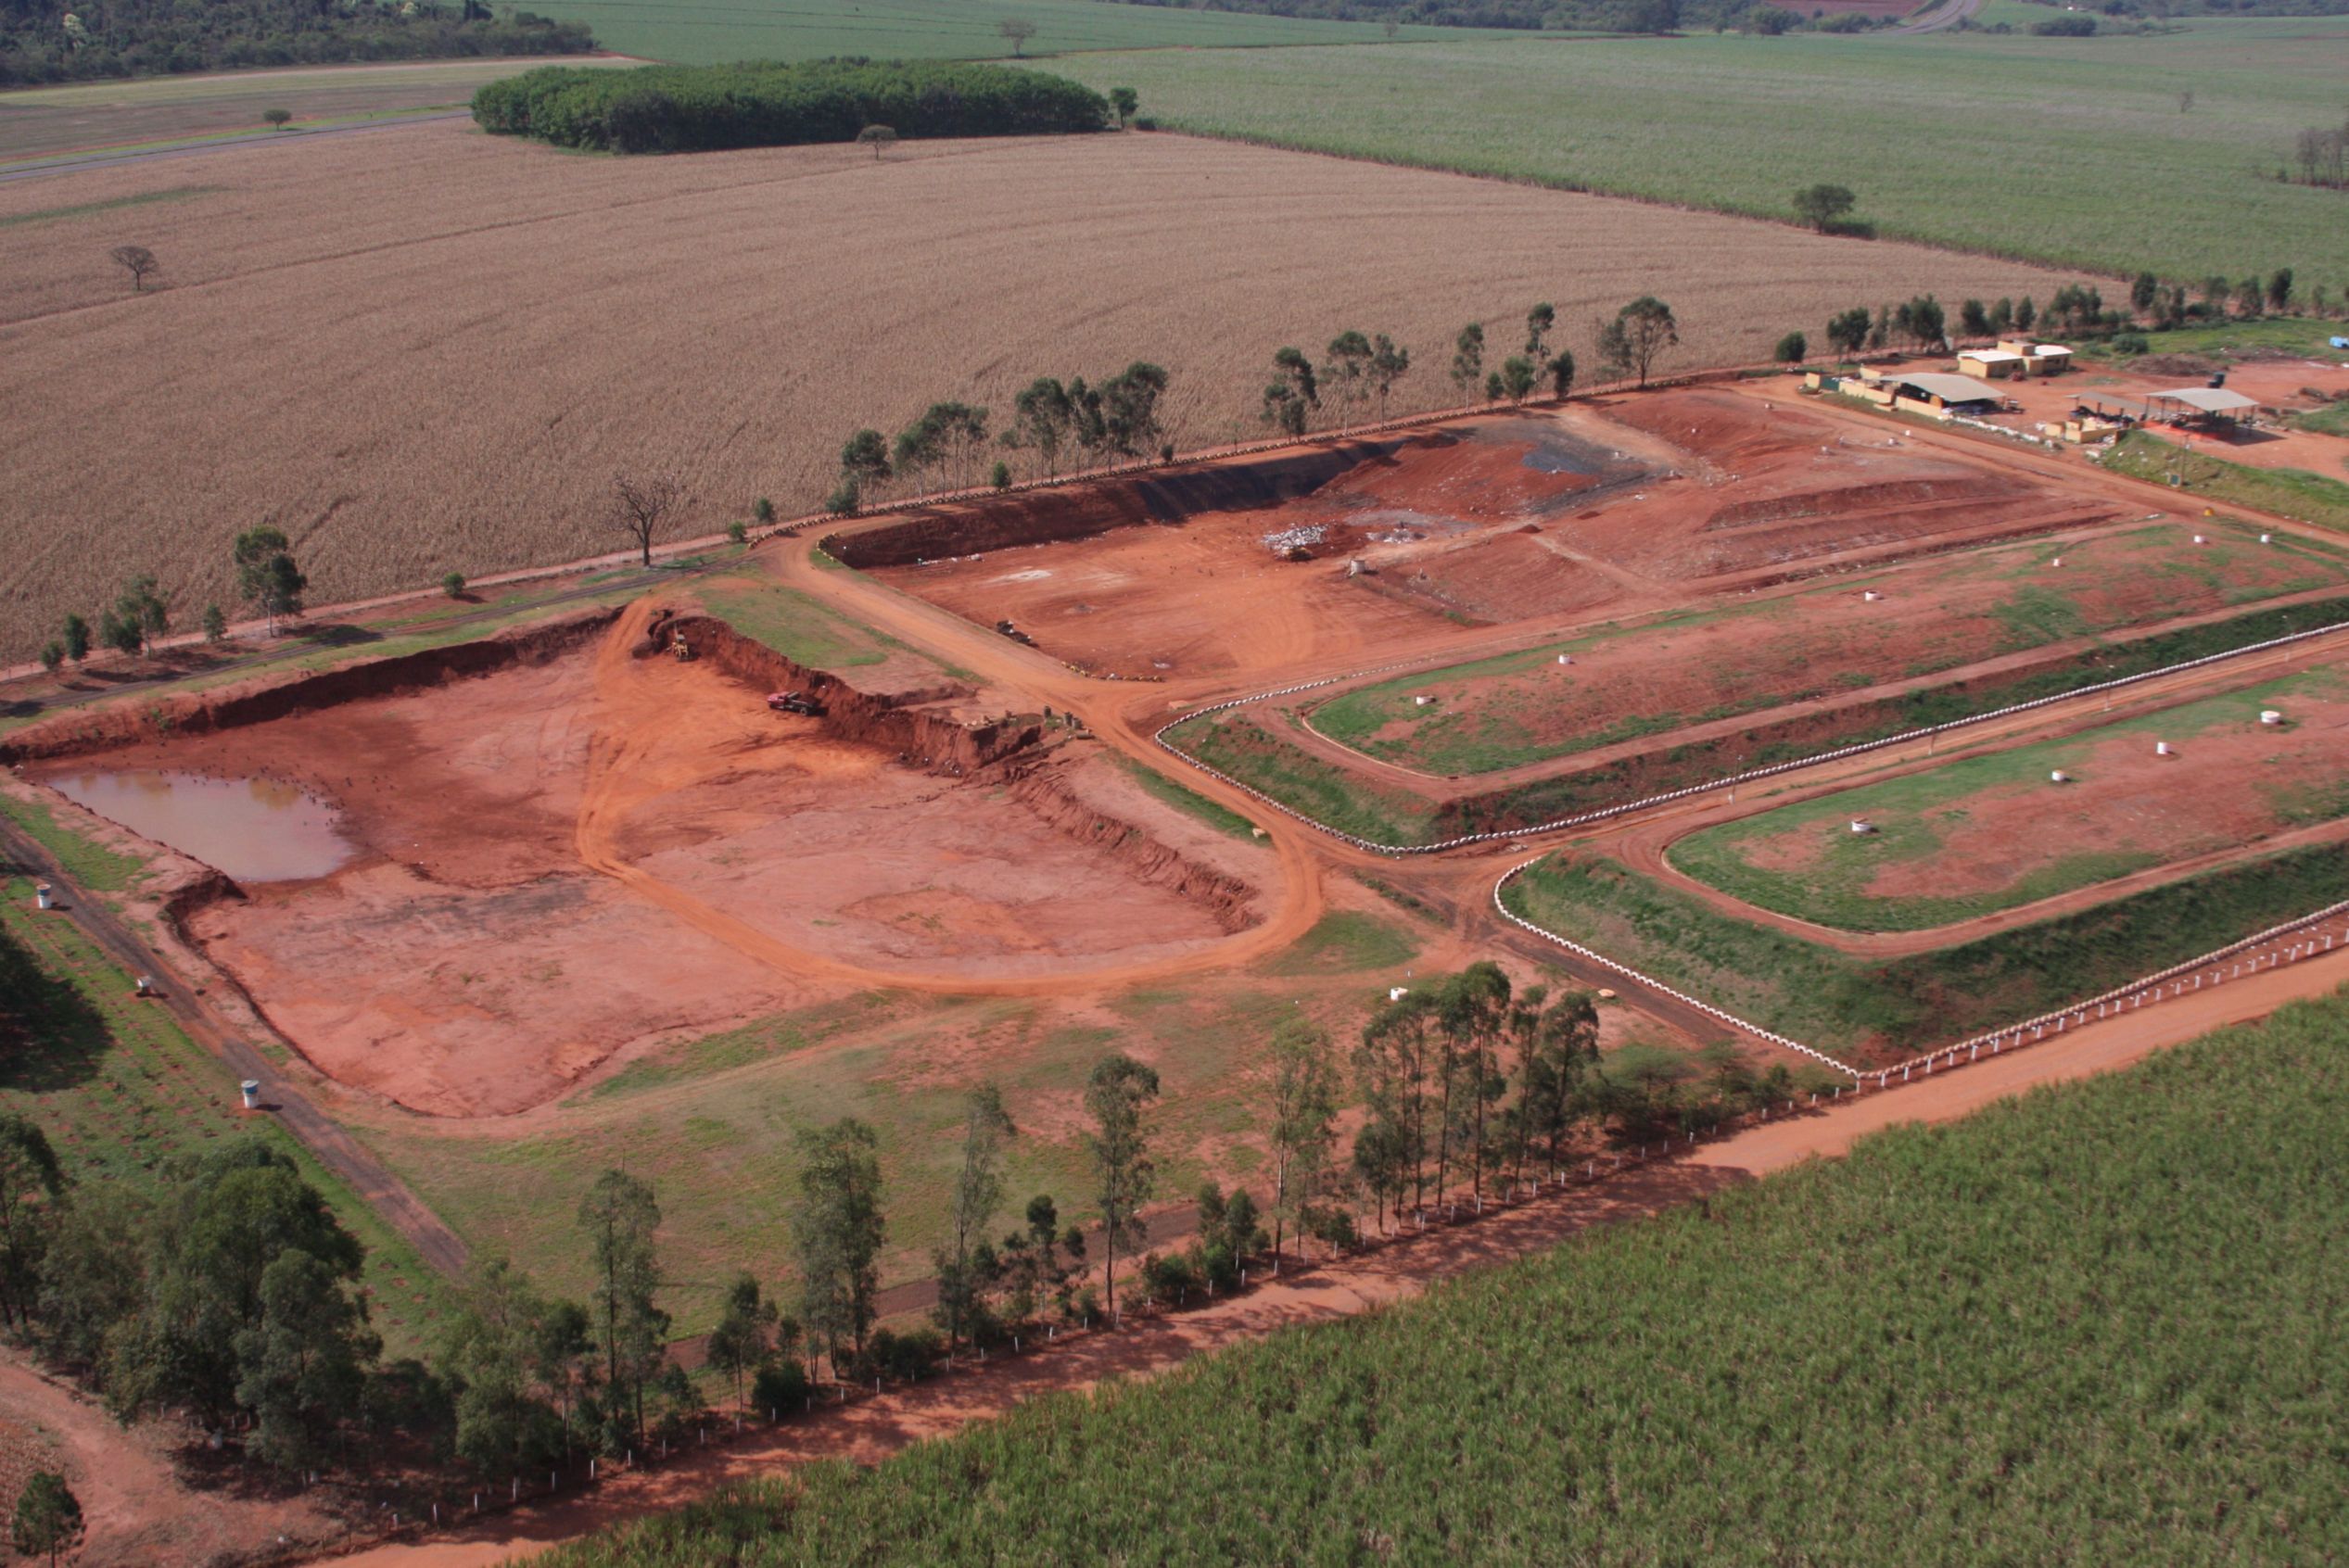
[0,0,593,86]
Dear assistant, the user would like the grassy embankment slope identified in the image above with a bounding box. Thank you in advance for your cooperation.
[2104,432,2349,534]
[1052,19,2349,280]
[550,987,2349,1565]
[1504,842,2349,1055]
[1308,522,2349,778]
[0,885,448,1356]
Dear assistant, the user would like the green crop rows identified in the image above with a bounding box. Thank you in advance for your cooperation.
[521,0,1457,69]
[1049,20,2349,280]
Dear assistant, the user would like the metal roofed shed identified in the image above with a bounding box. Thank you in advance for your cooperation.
[2147,386,2258,415]
[1881,372,2004,411]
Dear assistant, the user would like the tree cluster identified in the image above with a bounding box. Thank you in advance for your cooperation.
[3,1128,382,1472]
[39,530,307,672]
[831,363,1170,512]
[2288,114,2349,189]
[0,0,591,88]
[474,59,1111,155]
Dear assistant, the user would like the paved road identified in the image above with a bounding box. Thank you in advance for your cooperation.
[0,109,470,185]
[0,816,470,1277]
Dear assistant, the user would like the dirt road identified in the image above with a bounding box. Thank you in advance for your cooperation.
[0,816,468,1276]
[327,943,2349,1567]
[0,1356,348,1565]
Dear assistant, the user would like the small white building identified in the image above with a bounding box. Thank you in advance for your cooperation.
[1959,348,2028,380]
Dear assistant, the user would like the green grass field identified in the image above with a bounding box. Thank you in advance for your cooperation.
[1669,668,2346,930]
[1049,19,2349,280]
[2104,432,2349,534]
[695,574,899,669]
[549,988,2349,1566]
[0,887,448,1357]
[520,0,1460,68]
[1504,841,2349,1056]
[2078,314,2349,366]
[1165,708,1438,847]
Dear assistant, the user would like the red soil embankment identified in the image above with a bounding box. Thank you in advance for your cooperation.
[0,609,621,765]
[822,437,1420,570]
[649,611,1039,775]
[650,610,1258,933]
[1007,765,1258,933]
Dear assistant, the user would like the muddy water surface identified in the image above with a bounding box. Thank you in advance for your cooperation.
[45,769,354,882]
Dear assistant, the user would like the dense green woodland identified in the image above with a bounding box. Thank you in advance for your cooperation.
[474,59,1109,152]
[0,0,592,86]
[545,990,2349,1565]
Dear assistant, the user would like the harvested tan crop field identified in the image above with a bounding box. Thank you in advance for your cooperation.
[0,119,2093,661]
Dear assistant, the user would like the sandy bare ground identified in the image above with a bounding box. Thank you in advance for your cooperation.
[324,948,2349,1568]
[0,119,2100,661]
[0,1355,350,1565]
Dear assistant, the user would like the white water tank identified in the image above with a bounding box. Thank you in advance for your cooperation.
[240,1081,261,1111]
[2051,769,2069,783]
[1849,818,1874,835]
[2261,710,2283,727]
[34,883,52,910]
[2155,741,2173,756]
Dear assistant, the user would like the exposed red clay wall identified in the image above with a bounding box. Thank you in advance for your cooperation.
[1007,765,1257,933]
[649,612,1041,773]
[658,611,1256,929]
[0,609,622,765]
[822,436,1420,569]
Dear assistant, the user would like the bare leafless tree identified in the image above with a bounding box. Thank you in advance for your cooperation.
[609,474,681,568]
[108,245,159,293]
